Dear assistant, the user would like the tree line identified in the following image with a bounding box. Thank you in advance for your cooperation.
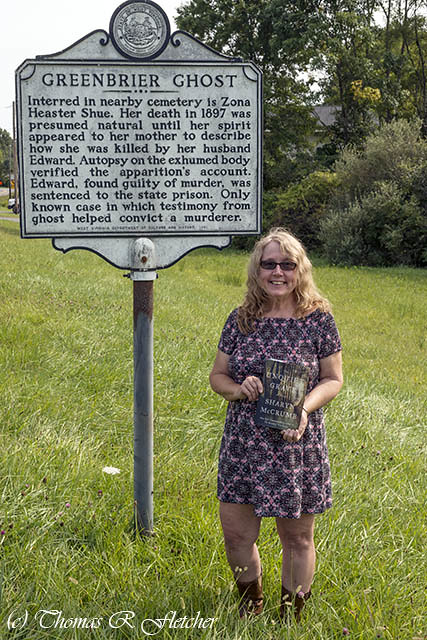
[176,0,427,266]
[0,128,12,189]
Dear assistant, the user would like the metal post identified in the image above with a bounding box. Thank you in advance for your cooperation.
[8,143,12,200]
[13,102,19,213]
[131,270,156,535]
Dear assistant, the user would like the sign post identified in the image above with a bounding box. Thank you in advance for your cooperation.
[15,0,263,534]
[132,270,155,533]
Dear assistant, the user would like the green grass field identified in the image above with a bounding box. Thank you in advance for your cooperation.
[0,194,10,211]
[0,218,425,639]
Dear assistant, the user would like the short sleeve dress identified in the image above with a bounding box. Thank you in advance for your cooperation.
[217,307,342,518]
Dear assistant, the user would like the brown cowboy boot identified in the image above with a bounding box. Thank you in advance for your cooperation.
[280,586,311,622]
[236,574,263,618]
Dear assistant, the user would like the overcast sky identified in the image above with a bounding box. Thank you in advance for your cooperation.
[0,0,184,135]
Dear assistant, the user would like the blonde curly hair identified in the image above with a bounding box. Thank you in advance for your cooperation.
[237,227,331,334]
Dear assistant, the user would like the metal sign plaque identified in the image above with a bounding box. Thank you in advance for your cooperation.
[14,2,264,535]
[16,27,262,241]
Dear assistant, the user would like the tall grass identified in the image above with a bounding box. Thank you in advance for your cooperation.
[0,219,425,639]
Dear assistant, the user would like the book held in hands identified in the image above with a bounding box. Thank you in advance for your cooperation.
[255,359,309,430]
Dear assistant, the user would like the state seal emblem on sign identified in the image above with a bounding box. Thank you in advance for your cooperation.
[110,0,170,60]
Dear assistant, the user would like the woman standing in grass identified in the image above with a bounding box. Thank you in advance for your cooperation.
[209,228,343,621]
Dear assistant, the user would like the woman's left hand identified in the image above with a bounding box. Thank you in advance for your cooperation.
[281,410,308,443]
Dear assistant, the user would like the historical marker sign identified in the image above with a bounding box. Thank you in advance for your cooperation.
[15,0,263,533]
[16,8,262,241]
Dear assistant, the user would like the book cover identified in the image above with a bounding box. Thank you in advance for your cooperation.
[255,359,309,430]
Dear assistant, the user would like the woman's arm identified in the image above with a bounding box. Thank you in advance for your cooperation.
[282,351,343,443]
[209,349,263,402]
[303,350,343,415]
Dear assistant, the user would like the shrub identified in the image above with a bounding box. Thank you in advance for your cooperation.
[270,171,339,250]
[332,119,427,209]
[320,181,426,266]
[321,119,427,266]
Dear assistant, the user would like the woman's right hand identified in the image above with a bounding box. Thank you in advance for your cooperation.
[210,350,263,402]
[239,376,263,402]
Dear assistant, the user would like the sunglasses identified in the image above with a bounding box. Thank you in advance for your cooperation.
[260,260,297,271]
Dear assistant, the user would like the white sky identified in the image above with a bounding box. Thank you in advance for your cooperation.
[0,0,184,135]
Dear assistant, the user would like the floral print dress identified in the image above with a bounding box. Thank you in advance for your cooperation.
[217,308,342,518]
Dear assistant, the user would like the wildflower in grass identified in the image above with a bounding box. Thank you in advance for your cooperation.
[98,490,103,496]
[343,628,350,635]
[65,503,71,508]
[1,530,5,535]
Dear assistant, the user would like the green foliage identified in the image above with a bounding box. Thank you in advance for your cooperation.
[320,119,427,266]
[175,0,427,176]
[312,2,427,152]
[332,118,427,209]
[376,9,427,133]
[270,171,339,250]
[176,0,321,188]
[313,3,383,148]
[0,128,12,187]
[321,182,425,266]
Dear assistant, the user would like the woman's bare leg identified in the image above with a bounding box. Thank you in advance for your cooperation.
[219,502,262,582]
[275,514,316,592]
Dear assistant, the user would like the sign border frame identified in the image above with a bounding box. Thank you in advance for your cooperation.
[16,59,263,239]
